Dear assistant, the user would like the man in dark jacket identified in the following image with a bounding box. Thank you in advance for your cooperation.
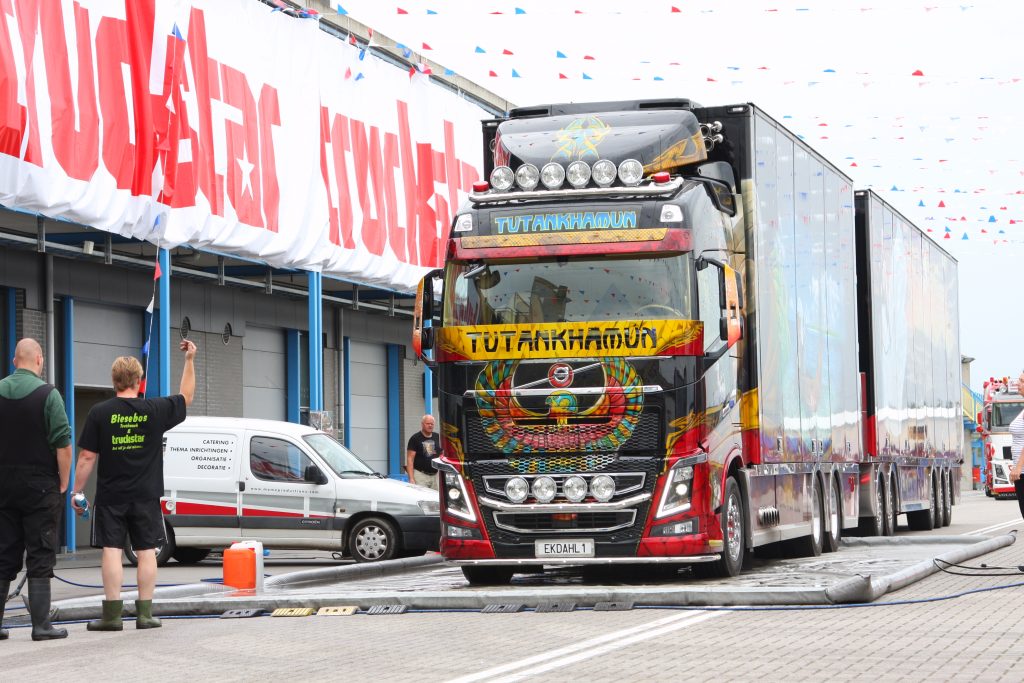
[0,338,73,641]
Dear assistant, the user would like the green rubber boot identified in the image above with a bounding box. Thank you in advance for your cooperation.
[87,600,124,631]
[134,600,161,630]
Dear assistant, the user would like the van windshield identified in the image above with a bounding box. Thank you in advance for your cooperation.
[303,434,377,477]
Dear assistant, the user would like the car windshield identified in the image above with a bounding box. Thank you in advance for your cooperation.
[444,253,693,326]
[991,402,1024,429]
[303,434,376,476]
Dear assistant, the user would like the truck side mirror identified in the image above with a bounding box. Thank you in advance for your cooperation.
[304,464,328,485]
[412,268,442,366]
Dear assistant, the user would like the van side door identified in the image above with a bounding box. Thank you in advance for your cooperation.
[240,432,340,546]
[162,429,242,544]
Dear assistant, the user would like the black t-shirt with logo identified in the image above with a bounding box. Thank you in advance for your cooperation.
[407,431,441,474]
[78,395,186,505]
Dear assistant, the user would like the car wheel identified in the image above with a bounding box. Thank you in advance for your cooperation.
[348,516,400,562]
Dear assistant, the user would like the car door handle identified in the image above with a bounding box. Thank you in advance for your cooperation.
[238,482,246,492]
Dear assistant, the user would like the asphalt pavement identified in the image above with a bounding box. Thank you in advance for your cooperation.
[3,490,1023,681]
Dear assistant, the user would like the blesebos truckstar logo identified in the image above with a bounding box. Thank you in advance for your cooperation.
[474,358,644,454]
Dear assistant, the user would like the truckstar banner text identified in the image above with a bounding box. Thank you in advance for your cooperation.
[0,0,483,290]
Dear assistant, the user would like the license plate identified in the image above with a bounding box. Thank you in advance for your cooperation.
[535,539,595,558]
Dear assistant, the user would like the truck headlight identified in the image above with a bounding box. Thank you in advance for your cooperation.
[443,471,476,522]
[656,464,694,518]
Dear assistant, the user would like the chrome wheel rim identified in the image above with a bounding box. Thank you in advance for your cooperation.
[725,493,742,563]
[355,525,388,560]
[811,483,822,546]
[828,481,839,543]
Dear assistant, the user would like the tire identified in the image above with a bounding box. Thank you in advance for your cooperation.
[884,474,897,536]
[823,475,842,553]
[124,527,175,567]
[941,471,953,527]
[694,476,745,578]
[347,516,400,563]
[786,476,823,558]
[172,547,211,564]
[461,566,514,586]
[858,473,885,537]
[907,477,937,531]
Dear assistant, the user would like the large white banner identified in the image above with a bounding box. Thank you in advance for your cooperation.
[0,0,484,290]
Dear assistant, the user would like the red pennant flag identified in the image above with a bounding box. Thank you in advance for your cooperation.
[344,67,352,80]
[671,5,681,11]
[348,34,357,45]
[154,261,162,280]
[938,200,945,207]
[559,73,568,79]
[850,162,858,167]
[397,7,408,14]
[503,49,514,55]
[138,378,147,396]
[584,55,595,60]
[912,69,924,76]
[488,70,498,77]
[943,233,950,239]
[409,65,416,78]
[707,77,716,82]
[422,42,432,50]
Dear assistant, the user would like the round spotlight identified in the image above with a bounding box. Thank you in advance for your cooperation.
[563,475,587,503]
[505,477,529,504]
[532,476,556,503]
[591,474,615,502]
[490,166,514,191]
[541,163,565,190]
[617,159,644,187]
[592,159,617,187]
[515,163,540,191]
[566,161,592,188]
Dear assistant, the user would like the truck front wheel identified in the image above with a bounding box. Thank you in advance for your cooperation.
[692,476,744,579]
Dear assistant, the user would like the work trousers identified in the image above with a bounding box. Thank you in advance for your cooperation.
[0,470,62,581]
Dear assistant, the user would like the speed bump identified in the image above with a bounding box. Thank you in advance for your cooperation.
[221,609,261,619]
[482,603,523,614]
[317,606,358,616]
[271,607,316,617]
[366,604,407,615]
[594,601,634,611]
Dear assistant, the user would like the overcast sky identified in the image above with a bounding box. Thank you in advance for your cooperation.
[335,0,1022,390]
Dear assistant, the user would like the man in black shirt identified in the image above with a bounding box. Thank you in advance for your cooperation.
[71,339,196,631]
[406,415,440,490]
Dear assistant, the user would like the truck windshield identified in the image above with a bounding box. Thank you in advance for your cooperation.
[303,434,377,476]
[991,402,1024,429]
[444,253,693,326]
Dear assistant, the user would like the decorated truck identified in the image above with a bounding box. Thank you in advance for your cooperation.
[412,99,962,584]
[979,376,1024,498]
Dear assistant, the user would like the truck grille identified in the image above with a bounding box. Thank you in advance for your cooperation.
[464,409,662,456]
[493,511,636,534]
[468,455,660,549]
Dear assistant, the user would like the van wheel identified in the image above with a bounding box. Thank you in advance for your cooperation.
[348,517,399,562]
[124,530,175,567]
[172,547,211,564]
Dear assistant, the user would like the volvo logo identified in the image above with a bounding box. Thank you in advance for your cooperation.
[548,363,574,388]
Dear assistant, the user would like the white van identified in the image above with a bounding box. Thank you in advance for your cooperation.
[139,417,439,566]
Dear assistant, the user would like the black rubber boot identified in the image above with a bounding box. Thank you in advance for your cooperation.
[87,599,123,631]
[27,579,67,641]
[0,580,9,640]
[134,600,161,629]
